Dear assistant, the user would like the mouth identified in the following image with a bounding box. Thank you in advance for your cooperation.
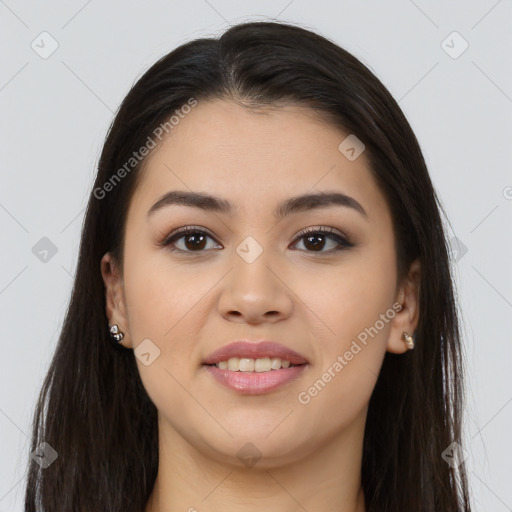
[202,340,309,394]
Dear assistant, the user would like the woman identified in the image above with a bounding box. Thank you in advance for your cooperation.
[24,20,472,512]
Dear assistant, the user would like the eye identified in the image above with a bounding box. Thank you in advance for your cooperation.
[291,226,354,254]
[159,226,221,253]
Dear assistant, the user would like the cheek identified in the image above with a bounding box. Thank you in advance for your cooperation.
[295,241,396,413]
[123,243,205,342]
[302,242,397,346]
[121,246,208,418]
[295,296,392,441]
[121,243,221,384]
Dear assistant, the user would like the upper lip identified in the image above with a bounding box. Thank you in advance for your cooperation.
[203,341,309,365]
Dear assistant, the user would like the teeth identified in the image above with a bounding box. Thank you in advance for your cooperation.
[239,358,254,372]
[255,357,271,372]
[215,357,296,372]
[271,357,282,370]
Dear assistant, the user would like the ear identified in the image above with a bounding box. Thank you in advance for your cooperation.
[100,252,132,348]
[386,258,421,354]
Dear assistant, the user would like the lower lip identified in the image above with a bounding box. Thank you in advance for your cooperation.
[203,364,308,395]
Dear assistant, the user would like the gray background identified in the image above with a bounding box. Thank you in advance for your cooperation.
[1,1,511,510]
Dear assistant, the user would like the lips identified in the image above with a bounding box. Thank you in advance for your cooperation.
[202,340,308,366]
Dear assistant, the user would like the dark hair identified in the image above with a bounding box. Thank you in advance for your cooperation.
[25,20,471,512]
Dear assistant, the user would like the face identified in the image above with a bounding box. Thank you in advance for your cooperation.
[102,99,419,468]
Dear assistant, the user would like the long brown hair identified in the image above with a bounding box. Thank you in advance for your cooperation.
[24,20,471,511]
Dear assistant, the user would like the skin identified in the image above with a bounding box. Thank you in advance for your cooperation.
[101,99,420,512]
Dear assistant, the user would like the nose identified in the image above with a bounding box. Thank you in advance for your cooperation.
[217,247,294,325]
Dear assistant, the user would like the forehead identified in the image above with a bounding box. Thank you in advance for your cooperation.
[129,99,388,222]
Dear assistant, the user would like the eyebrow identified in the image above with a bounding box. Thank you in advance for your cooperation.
[147,190,368,219]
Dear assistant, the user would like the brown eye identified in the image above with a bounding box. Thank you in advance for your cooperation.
[292,227,354,253]
[162,226,221,253]
[180,232,208,251]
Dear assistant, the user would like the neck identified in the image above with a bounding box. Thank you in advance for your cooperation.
[145,410,367,512]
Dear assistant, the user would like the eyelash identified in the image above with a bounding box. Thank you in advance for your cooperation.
[158,225,354,255]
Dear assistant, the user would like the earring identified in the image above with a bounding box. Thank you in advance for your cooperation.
[109,324,124,343]
[402,331,415,350]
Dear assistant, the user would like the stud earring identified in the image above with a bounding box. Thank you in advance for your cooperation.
[109,324,124,343]
[402,331,415,350]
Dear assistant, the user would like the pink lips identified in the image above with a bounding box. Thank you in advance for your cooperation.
[202,341,309,395]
